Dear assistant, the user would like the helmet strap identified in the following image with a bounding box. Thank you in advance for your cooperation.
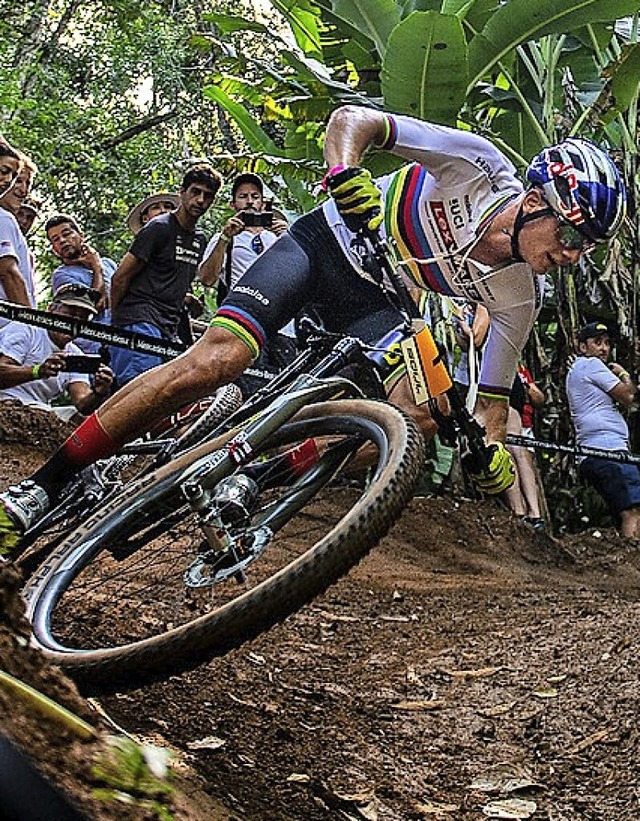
[508,205,555,262]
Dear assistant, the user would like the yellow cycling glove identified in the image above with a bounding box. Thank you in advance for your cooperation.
[324,166,383,232]
[467,442,515,495]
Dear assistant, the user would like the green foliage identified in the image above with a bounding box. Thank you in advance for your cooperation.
[381,11,467,122]
[2,0,639,526]
[92,735,174,820]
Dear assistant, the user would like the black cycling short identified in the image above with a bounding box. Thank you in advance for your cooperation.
[212,208,406,363]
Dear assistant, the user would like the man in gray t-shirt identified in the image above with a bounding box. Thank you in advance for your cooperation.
[566,321,639,538]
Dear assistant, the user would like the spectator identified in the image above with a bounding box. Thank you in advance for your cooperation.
[109,164,222,387]
[504,364,546,530]
[199,172,288,300]
[16,195,41,237]
[199,172,294,396]
[0,139,21,197]
[127,191,194,344]
[450,300,490,410]
[126,192,179,235]
[0,284,113,422]
[46,214,116,352]
[0,155,38,327]
[566,321,639,539]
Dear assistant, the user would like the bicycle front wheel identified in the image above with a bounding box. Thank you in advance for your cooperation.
[24,399,424,689]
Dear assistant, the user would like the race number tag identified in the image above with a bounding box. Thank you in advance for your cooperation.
[400,320,452,406]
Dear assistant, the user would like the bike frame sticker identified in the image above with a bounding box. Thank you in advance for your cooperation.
[400,320,452,406]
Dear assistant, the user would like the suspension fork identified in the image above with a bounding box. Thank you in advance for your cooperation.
[178,374,361,493]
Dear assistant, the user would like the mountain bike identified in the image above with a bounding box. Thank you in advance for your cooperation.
[14,383,244,570]
[22,232,491,691]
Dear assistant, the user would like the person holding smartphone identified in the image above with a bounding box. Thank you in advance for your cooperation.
[0,284,113,422]
[198,172,296,396]
[199,172,289,302]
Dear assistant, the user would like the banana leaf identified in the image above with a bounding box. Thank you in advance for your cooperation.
[381,11,467,123]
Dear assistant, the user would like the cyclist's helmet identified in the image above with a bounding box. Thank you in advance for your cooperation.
[526,138,626,243]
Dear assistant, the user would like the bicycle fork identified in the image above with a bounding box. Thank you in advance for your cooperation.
[179,375,360,588]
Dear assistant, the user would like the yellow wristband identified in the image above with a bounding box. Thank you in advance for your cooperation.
[219,234,231,244]
[619,370,630,379]
[31,363,41,379]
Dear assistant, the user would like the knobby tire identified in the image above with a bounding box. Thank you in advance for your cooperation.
[24,400,424,691]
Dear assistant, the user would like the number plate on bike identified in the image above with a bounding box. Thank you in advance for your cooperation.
[400,320,452,406]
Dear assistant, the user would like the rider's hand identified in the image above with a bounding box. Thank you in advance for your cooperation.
[324,166,383,233]
[467,442,515,495]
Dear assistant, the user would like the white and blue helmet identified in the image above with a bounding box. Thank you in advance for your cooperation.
[526,138,626,243]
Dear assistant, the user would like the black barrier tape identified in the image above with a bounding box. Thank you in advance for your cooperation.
[0,301,186,358]
[506,433,640,466]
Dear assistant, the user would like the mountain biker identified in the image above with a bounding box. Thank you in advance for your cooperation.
[0,105,626,554]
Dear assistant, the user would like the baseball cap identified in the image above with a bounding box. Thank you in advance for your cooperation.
[577,321,610,343]
[126,192,180,234]
[231,172,264,199]
[51,283,99,315]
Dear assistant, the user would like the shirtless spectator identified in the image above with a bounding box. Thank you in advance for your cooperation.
[46,214,116,352]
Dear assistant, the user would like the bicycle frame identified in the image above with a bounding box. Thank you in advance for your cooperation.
[19,231,492,560]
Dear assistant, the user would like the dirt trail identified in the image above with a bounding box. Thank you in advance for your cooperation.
[1,403,640,820]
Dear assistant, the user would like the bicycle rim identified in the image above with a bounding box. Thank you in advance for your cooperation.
[24,400,424,690]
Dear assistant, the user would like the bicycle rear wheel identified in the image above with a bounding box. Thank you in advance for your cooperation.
[24,399,424,690]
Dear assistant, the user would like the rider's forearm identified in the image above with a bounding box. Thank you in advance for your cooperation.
[324,106,387,168]
[473,395,509,443]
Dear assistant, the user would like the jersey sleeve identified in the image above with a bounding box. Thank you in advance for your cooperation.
[379,113,521,193]
[476,271,545,399]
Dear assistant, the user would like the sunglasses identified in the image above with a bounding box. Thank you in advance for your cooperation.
[555,218,595,252]
[251,234,264,255]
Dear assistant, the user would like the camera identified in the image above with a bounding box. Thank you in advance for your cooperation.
[62,354,103,374]
[240,210,273,228]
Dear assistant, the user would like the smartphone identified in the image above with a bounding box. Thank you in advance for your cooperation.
[62,354,103,374]
[240,211,273,228]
